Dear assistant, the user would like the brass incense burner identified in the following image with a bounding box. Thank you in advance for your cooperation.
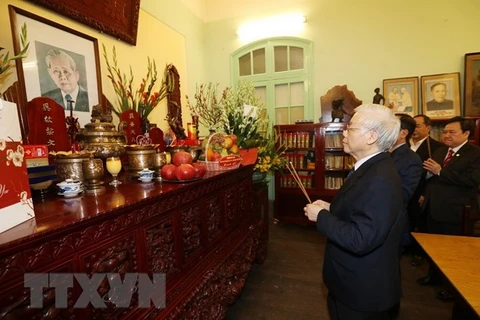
[54,152,94,182]
[75,121,127,159]
[125,145,156,177]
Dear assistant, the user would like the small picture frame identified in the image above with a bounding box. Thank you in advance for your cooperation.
[420,72,461,119]
[383,77,419,117]
[464,52,480,116]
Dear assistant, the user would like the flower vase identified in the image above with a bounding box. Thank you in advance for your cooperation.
[252,171,267,184]
[238,147,259,166]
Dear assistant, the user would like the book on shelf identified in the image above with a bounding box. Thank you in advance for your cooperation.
[324,176,344,190]
[281,173,313,188]
[325,132,343,148]
[280,132,313,148]
[325,154,355,170]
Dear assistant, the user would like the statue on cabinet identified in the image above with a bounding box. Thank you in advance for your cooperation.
[320,85,362,123]
[373,87,385,105]
[331,98,347,122]
[90,103,113,123]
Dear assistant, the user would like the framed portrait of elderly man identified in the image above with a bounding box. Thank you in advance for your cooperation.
[420,73,461,119]
[383,76,419,117]
[464,52,480,116]
[8,5,102,127]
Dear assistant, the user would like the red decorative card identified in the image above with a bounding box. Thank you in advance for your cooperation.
[0,141,35,233]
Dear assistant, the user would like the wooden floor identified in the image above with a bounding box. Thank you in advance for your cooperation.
[227,213,455,320]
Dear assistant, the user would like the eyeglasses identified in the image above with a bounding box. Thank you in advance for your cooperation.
[345,122,363,132]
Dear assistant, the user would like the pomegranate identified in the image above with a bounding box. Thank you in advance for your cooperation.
[172,151,193,166]
[192,163,207,178]
[161,164,177,181]
[175,164,196,181]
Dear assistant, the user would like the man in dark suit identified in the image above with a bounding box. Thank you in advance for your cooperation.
[305,104,404,319]
[391,114,423,251]
[418,116,480,301]
[409,115,443,266]
[43,49,89,112]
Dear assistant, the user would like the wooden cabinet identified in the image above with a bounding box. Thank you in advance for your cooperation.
[0,167,266,319]
[274,122,353,225]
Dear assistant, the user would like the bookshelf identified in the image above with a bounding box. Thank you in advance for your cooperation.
[274,122,353,225]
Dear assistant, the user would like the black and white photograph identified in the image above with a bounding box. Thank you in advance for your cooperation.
[9,5,102,126]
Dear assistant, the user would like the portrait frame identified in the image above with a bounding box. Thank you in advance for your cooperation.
[24,0,140,46]
[383,76,419,117]
[464,52,480,116]
[9,5,102,127]
[420,72,461,119]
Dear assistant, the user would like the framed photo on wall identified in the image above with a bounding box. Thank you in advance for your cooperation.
[383,76,419,117]
[8,5,102,127]
[464,52,480,116]
[420,72,461,119]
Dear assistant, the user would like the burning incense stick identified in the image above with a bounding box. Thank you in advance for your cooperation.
[287,161,311,203]
[426,136,432,158]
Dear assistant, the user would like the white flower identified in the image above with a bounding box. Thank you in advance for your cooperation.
[11,151,24,167]
[16,144,24,157]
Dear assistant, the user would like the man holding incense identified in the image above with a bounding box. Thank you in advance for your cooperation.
[304,104,403,319]
[408,115,443,267]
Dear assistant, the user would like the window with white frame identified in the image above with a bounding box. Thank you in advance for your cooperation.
[231,37,313,125]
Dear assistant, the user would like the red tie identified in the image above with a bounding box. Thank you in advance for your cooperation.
[443,149,454,166]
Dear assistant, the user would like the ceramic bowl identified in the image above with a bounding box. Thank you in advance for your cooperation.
[138,168,154,180]
[58,190,81,198]
[57,179,82,193]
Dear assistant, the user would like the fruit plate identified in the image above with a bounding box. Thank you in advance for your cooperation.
[163,177,203,183]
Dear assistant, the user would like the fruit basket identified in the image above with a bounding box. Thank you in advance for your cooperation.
[199,133,242,171]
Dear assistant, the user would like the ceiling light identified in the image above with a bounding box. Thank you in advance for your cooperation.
[236,14,306,43]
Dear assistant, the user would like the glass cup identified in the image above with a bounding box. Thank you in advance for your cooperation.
[106,157,122,186]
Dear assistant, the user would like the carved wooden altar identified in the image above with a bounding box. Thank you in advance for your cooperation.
[0,166,266,319]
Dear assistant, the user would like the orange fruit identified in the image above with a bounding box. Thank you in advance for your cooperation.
[206,148,215,161]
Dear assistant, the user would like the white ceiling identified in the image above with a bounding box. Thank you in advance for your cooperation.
[180,0,309,22]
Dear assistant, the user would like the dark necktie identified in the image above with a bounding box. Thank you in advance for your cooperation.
[346,169,355,180]
[65,94,73,109]
[443,149,454,167]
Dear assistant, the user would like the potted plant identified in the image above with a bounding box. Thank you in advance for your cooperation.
[253,127,287,183]
[185,82,225,133]
[0,23,29,95]
[221,80,269,165]
[102,45,171,127]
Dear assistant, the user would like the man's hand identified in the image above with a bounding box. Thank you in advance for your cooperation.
[418,195,425,207]
[304,200,330,222]
[312,199,331,211]
[423,158,442,175]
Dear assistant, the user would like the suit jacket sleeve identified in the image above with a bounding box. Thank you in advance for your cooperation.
[399,154,423,205]
[439,149,480,188]
[316,176,400,256]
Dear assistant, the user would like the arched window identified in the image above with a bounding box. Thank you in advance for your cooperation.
[231,37,313,125]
